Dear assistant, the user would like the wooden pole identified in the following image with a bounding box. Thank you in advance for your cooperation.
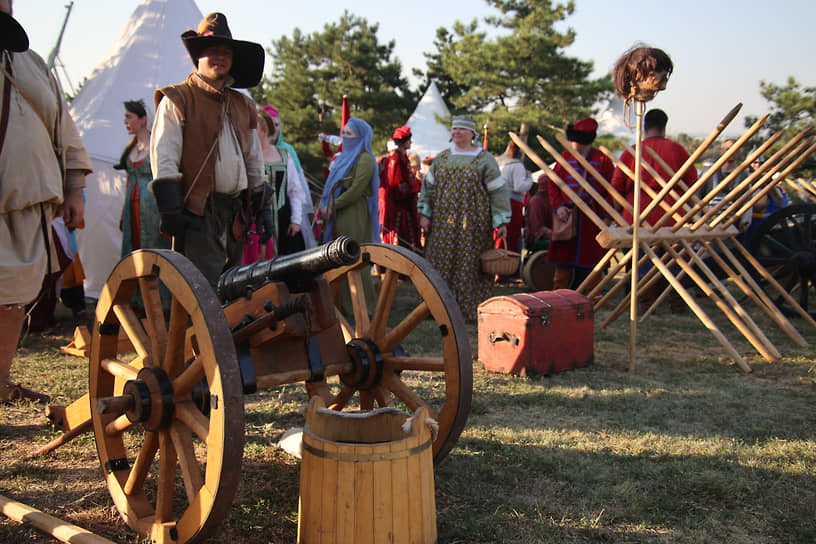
[641,244,752,372]
[509,132,607,229]
[0,494,116,544]
[536,134,627,226]
[649,110,765,231]
[638,103,742,230]
[35,419,93,455]
[664,242,779,361]
[723,140,816,229]
[629,101,645,371]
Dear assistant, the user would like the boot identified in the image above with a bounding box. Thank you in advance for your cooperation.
[0,380,50,404]
[552,266,572,290]
[0,304,49,404]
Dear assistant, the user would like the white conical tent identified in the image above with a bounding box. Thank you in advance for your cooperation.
[406,81,452,160]
[70,0,203,299]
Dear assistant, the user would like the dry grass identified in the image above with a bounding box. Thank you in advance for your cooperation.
[1,282,815,543]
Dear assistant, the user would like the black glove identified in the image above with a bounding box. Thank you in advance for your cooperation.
[152,178,190,238]
[251,182,275,213]
[250,182,276,244]
[255,207,275,244]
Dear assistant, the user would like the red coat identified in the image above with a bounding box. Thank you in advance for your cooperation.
[379,150,421,248]
[547,147,614,268]
[610,137,697,227]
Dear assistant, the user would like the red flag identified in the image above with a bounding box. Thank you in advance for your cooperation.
[339,95,349,152]
[341,95,349,128]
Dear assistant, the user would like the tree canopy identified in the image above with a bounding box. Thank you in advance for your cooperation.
[417,0,613,154]
[255,11,417,176]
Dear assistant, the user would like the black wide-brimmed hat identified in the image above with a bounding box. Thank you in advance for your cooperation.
[0,11,30,53]
[181,12,264,89]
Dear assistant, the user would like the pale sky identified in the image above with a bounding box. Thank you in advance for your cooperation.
[13,0,815,138]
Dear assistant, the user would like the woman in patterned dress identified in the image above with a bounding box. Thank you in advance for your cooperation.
[115,99,169,257]
[418,115,511,321]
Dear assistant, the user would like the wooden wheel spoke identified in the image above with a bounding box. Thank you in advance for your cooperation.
[104,414,133,436]
[169,422,204,504]
[335,308,354,343]
[112,303,151,362]
[172,356,205,397]
[382,300,430,353]
[760,255,794,267]
[373,385,395,407]
[175,401,210,442]
[369,269,399,341]
[347,268,371,336]
[382,373,438,420]
[101,358,140,381]
[124,431,158,496]
[359,390,375,410]
[163,297,189,375]
[155,431,178,523]
[139,276,169,368]
[327,385,355,411]
[385,355,446,372]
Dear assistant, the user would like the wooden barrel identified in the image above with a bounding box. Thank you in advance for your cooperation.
[297,397,437,544]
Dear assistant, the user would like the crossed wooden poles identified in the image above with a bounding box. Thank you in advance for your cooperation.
[510,103,816,372]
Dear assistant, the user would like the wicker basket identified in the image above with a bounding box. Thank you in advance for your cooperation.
[480,240,520,276]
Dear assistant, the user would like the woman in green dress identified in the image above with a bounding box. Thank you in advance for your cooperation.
[418,115,511,321]
[319,116,380,311]
[115,99,169,257]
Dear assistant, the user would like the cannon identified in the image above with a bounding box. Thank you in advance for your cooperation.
[46,238,472,544]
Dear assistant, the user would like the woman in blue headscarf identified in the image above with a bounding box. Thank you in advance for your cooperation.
[319,116,380,245]
[319,116,380,311]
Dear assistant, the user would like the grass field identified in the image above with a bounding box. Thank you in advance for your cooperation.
[1,281,815,543]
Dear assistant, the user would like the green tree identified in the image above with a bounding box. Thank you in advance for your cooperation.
[259,12,417,178]
[416,0,613,155]
[745,77,816,177]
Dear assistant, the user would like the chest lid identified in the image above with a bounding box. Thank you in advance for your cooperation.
[477,290,591,320]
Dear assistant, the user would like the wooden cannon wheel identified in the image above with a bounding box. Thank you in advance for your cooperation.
[89,250,244,544]
[747,203,816,316]
[320,243,473,463]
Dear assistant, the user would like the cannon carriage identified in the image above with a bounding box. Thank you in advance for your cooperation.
[46,237,472,544]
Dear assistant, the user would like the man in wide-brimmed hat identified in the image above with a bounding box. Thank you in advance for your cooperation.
[0,0,92,403]
[150,12,269,288]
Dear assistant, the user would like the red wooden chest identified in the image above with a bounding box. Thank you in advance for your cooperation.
[477,289,593,377]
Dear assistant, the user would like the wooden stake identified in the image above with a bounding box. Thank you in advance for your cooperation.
[641,243,751,372]
[629,101,645,371]
[649,110,764,231]
[0,494,116,544]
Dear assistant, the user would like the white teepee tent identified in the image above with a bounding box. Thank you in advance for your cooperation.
[406,81,451,160]
[70,0,203,298]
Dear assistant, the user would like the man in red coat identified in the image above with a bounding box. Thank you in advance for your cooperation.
[610,108,697,312]
[611,108,697,227]
[547,117,614,290]
[379,125,420,251]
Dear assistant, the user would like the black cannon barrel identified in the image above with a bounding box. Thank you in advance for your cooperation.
[217,235,361,301]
